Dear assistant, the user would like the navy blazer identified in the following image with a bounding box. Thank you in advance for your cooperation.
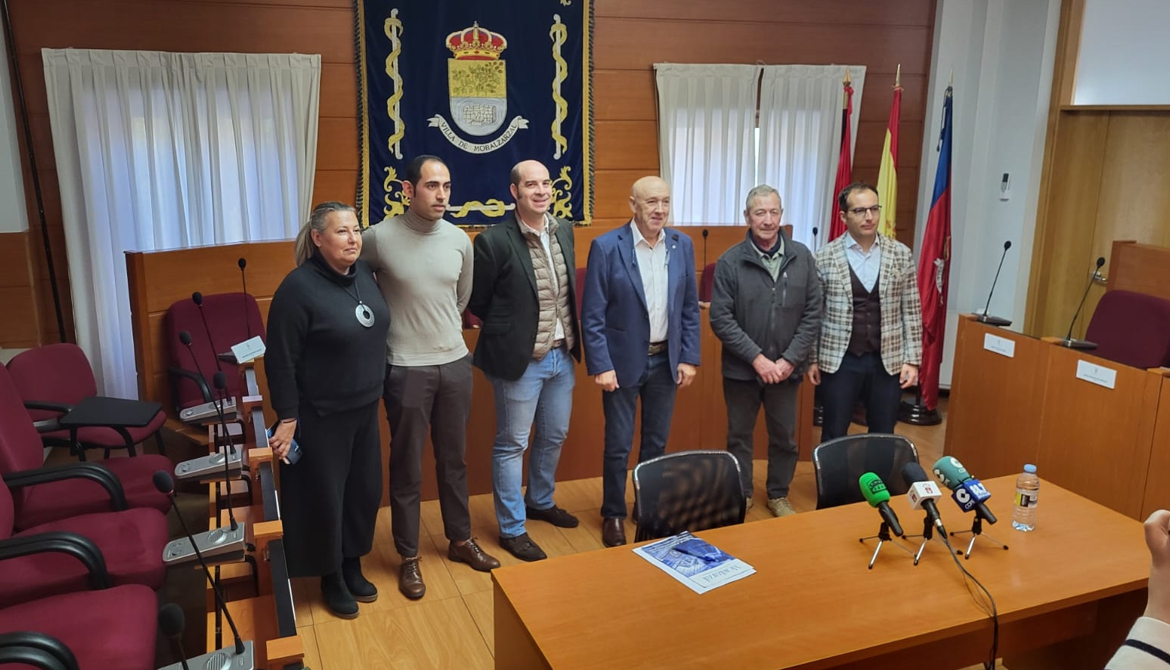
[581,223,701,387]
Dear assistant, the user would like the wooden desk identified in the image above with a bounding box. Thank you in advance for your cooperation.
[493,477,1148,670]
[945,316,1047,479]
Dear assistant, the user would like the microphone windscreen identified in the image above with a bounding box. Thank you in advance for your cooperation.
[153,470,175,495]
[179,331,193,346]
[213,371,227,390]
[1095,256,1105,268]
[158,603,186,637]
[238,257,247,270]
[192,291,203,305]
[932,456,971,490]
[702,228,709,238]
[1003,240,1012,250]
[901,462,930,487]
[858,472,891,506]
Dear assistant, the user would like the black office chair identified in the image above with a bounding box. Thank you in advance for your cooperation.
[812,434,920,509]
[632,450,745,542]
[0,632,78,670]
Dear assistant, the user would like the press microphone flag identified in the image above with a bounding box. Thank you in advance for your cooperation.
[932,456,997,524]
[859,472,904,537]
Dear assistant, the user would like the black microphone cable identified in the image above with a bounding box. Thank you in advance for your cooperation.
[937,531,999,668]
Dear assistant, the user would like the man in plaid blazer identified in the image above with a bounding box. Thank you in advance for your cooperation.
[808,182,923,441]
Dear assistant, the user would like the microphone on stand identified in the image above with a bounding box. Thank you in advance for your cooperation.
[932,456,997,524]
[902,462,947,536]
[701,228,709,268]
[157,604,191,670]
[191,292,227,375]
[237,258,252,341]
[858,472,904,537]
[811,226,819,252]
[976,240,1013,327]
[212,372,239,535]
[1061,256,1106,350]
[154,471,254,670]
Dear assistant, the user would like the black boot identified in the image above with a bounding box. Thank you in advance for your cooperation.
[342,557,378,603]
[321,571,358,619]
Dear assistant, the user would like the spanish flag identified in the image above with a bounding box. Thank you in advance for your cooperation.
[875,70,902,238]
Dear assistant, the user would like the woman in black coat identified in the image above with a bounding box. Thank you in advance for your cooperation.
[265,201,390,618]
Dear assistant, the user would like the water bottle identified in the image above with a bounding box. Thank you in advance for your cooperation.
[1012,464,1040,532]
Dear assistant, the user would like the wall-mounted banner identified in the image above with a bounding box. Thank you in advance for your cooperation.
[356,0,593,227]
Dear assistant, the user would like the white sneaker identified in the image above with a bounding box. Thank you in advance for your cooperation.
[767,497,796,517]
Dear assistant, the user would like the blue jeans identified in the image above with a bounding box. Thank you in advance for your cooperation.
[487,346,575,539]
[601,352,677,519]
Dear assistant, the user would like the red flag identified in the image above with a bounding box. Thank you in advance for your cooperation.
[917,86,954,411]
[828,78,853,241]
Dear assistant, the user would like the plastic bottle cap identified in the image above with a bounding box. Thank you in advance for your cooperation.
[1023,464,1037,474]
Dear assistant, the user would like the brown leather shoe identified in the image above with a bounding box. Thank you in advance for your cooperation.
[398,556,425,600]
[448,538,501,572]
[602,517,626,547]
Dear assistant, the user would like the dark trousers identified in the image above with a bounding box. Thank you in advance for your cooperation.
[601,352,677,519]
[383,358,473,557]
[723,376,800,499]
[820,351,902,442]
[280,400,382,578]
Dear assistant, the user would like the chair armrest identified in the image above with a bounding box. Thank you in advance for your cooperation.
[0,531,110,590]
[32,417,62,433]
[22,400,72,414]
[0,632,80,670]
[169,366,213,404]
[2,463,128,511]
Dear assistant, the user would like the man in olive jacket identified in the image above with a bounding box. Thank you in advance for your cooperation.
[710,185,822,517]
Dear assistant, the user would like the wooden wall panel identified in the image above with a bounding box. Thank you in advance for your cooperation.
[0,231,40,348]
[1092,114,1170,250]
[1031,112,1110,339]
[8,0,935,353]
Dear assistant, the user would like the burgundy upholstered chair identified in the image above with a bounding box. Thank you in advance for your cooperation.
[164,292,264,414]
[699,262,716,303]
[6,344,166,460]
[1084,290,1170,369]
[0,460,167,611]
[0,364,170,530]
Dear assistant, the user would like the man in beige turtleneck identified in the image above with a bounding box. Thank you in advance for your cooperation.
[361,155,500,601]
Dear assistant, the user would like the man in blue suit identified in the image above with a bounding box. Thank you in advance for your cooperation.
[581,176,701,547]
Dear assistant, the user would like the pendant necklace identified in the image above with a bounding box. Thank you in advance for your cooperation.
[342,280,375,328]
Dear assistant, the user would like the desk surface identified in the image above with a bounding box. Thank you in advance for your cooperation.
[493,477,1149,670]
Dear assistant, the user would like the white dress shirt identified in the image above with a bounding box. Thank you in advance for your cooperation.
[631,221,669,342]
[844,232,881,292]
[519,214,564,340]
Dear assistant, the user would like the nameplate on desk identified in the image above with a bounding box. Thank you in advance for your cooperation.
[1076,360,1116,389]
[983,333,1015,358]
[231,336,266,364]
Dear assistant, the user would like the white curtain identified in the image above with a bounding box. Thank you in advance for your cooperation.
[757,65,866,247]
[655,63,761,225]
[43,49,321,397]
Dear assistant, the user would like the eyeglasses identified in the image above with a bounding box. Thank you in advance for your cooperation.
[848,205,882,217]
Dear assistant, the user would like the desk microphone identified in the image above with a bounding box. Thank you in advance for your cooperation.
[174,332,241,481]
[192,291,228,374]
[932,456,997,524]
[811,226,819,252]
[701,228,709,268]
[158,604,191,670]
[212,372,239,534]
[237,258,252,341]
[154,471,254,670]
[902,462,946,535]
[1061,256,1105,350]
[977,240,1012,327]
[859,472,904,537]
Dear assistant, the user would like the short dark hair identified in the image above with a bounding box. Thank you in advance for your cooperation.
[509,163,522,187]
[838,181,878,212]
[405,155,447,187]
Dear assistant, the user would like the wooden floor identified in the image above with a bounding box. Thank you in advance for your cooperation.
[289,400,985,670]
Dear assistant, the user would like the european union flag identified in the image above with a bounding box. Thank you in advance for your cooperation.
[357,0,593,227]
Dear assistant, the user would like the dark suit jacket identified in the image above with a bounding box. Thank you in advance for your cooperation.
[468,213,581,381]
[581,222,701,387]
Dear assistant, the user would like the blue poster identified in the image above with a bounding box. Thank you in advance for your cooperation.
[356,0,593,227]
